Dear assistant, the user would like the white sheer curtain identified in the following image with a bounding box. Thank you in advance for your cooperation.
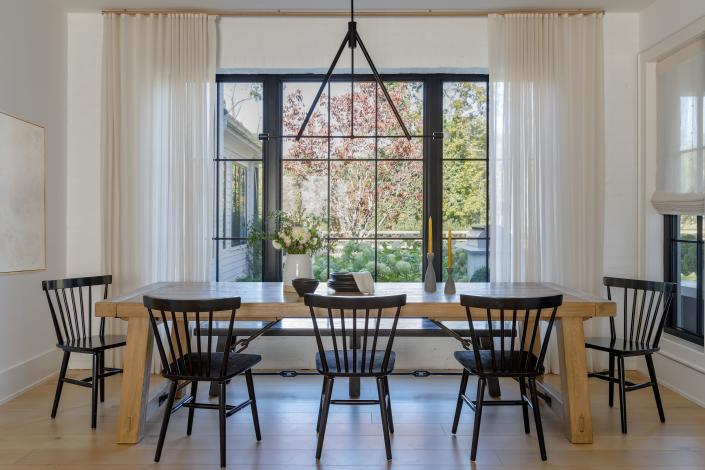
[488,13,605,372]
[101,13,217,367]
[651,37,705,215]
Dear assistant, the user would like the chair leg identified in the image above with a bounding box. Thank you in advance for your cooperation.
[645,354,665,423]
[99,352,105,403]
[519,377,530,434]
[376,377,393,460]
[51,351,70,418]
[529,379,547,461]
[91,354,99,429]
[316,377,326,433]
[452,369,469,434]
[617,355,627,434]
[470,377,486,462]
[209,336,229,397]
[186,381,198,436]
[608,352,615,407]
[383,376,394,434]
[245,369,262,441]
[315,377,334,460]
[155,381,177,462]
[219,382,227,469]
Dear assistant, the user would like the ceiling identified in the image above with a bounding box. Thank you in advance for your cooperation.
[53,0,657,13]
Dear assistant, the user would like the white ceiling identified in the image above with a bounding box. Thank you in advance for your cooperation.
[52,0,657,13]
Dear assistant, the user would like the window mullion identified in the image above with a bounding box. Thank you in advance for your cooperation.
[424,77,443,280]
[263,77,282,281]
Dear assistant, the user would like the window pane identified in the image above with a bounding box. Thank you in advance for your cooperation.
[282,161,328,222]
[443,81,487,160]
[283,137,327,160]
[330,160,375,238]
[676,240,698,332]
[218,244,262,281]
[330,138,375,159]
[329,240,376,275]
[329,81,376,136]
[378,81,423,136]
[220,83,263,160]
[378,137,423,160]
[378,160,422,238]
[282,82,327,136]
[377,240,422,281]
[217,161,262,241]
[443,161,487,235]
[442,239,488,282]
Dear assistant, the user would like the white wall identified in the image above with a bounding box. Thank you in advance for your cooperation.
[636,3,705,405]
[0,0,68,402]
[640,0,705,50]
[66,12,640,370]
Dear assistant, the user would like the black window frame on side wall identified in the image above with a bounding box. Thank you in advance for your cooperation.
[664,214,705,345]
[214,73,490,284]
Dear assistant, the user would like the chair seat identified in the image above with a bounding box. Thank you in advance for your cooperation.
[454,350,543,377]
[585,337,659,355]
[58,335,126,353]
[165,352,261,381]
[315,350,396,376]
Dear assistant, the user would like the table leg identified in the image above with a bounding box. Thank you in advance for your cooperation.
[556,317,593,444]
[116,317,154,444]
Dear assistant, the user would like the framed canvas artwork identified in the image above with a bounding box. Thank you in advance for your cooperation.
[0,111,46,273]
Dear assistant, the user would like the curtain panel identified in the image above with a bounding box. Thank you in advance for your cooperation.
[488,13,605,372]
[101,13,217,367]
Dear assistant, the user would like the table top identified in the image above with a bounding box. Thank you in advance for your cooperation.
[95,282,615,321]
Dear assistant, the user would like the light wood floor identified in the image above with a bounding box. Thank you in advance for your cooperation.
[0,371,704,469]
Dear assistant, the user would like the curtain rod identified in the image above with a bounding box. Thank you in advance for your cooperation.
[101,8,605,17]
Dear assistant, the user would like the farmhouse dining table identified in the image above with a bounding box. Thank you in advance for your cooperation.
[95,281,615,445]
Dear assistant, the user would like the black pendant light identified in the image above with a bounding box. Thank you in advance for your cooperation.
[295,0,412,141]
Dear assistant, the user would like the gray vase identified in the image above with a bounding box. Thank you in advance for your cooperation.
[444,267,456,295]
[424,253,437,293]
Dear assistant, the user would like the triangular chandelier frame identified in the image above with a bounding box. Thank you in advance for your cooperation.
[295,0,412,141]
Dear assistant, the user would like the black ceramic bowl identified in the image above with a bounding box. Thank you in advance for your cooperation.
[292,278,320,297]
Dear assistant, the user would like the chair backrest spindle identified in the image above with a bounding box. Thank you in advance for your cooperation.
[459,295,563,376]
[143,296,241,381]
[304,294,406,376]
[604,277,676,349]
[42,275,113,346]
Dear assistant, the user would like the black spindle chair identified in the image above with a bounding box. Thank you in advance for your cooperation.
[451,294,563,461]
[304,293,406,461]
[42,275,125,428]
[143,295,262,469]
[586,277,676,434]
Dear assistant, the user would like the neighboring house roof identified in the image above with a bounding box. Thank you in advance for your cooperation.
[223,112,261,159]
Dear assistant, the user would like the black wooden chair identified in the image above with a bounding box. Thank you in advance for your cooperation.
[451,294,563,461]
[304,293,406,461]
[143,295,261,469]
[42,275,125,428]
[586,277,676,434]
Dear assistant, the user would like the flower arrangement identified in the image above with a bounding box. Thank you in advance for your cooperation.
[248,210,325,255]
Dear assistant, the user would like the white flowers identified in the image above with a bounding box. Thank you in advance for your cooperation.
[259,211,324,256]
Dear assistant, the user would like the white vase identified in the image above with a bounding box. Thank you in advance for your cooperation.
[283,254,313,292]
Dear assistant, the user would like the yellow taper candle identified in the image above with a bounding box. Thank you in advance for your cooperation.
[448,229,453,267]
[428,216,433,254]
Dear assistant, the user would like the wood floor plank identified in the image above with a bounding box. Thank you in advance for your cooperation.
[4,372,705,468]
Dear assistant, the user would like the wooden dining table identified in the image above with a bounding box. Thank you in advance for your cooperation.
[96,281,615,445]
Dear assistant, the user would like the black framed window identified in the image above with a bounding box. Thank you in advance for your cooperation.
[664,214,705,345]
[215,74,489,283]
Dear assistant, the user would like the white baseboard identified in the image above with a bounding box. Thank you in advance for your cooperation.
[0,349,62,405]
[639,352,705,408]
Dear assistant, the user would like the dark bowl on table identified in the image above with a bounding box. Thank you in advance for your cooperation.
[292,278,320,297]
